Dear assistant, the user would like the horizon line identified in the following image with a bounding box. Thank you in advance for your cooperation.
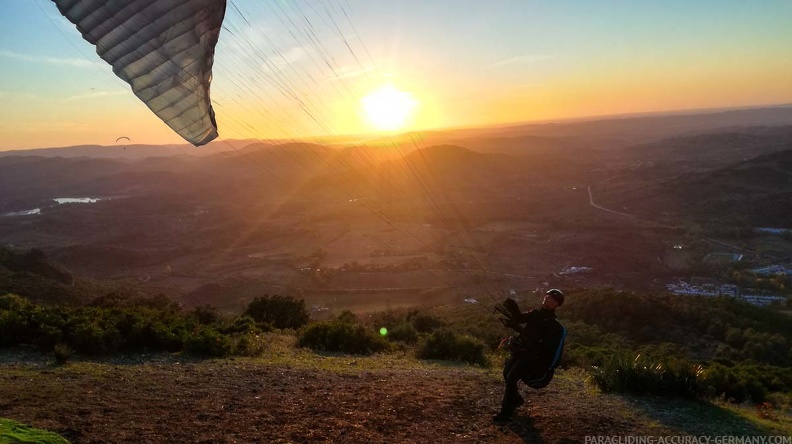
[3,101,792,153]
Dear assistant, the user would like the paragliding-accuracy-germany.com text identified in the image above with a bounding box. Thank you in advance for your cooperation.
[585,436,791,444]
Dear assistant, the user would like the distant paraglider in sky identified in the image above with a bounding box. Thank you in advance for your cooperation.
[115,136,130,150]
[50,0,227,146]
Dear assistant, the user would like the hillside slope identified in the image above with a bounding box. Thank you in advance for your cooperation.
[0,342,786,444]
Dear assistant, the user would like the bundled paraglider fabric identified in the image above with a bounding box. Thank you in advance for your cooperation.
[51,0,227,146]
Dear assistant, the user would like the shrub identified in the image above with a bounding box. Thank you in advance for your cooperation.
[0,309,32,346]
[0,294,38,347]
[232,332,267,356]
[416,329,488,366]
[365,309,405,331]
[191,304,222,325]
[697,362,791,403]
[36,324,63,351]
[387,322,419,344]
[53,343,74,365]
[222,315,264,335]
[68,319,123,355]
[408,311,444,333]
[297,321,390,355]
[566,344,629,367]
[335,310,358,324]
[110,307,185,352]
[589,353,702,399]
[123,319,182,352]
[184,328,233,357]
[0,293,31,311]
[245,295,309,329]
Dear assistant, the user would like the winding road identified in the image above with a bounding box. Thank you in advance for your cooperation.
[587,185,634,218]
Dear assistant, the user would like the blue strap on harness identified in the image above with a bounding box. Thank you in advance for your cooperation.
[549,326,567,369]
[523,326,567,389]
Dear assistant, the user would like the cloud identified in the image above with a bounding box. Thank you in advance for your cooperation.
[0,49,101,69]
[0,88,126,103]
[0,120,94,133]
[0,90,44,101]
[488,54,557,68]
[262,46,309,72]
[219,19,276,54]
[325,65,374,82]
[62,89,129,102]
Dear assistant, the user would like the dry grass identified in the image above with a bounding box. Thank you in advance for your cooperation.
[0,338,788,443]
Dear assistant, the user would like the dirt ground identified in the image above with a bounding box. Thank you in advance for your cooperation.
[1,347,782,444]
[1,354,656,444]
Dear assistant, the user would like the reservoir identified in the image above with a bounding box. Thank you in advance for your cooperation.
[1,198,102,217]
[2,208,41,217]
[54,198,102,204]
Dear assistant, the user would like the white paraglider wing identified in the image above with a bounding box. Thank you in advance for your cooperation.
[51,0,226,146]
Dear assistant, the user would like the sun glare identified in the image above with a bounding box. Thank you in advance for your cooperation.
[361,85,417,132]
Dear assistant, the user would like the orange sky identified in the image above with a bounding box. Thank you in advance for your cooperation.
[1,1,791,150]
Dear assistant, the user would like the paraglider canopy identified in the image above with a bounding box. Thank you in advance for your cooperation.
[50,0,227,146]
[115,136,130,143]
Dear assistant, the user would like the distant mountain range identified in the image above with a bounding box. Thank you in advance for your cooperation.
[628,125,792,169]
[3,107,792,231]
[3,104,792,158]
[4,111,792,296]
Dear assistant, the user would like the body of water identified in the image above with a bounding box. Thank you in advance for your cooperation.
[1,208,41,217]
[54,197,102,204]
[2,197,102,217]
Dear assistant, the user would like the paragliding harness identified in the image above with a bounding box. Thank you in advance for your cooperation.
[495,300,567,389]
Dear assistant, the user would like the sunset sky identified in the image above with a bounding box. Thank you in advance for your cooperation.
[1,0,791,150]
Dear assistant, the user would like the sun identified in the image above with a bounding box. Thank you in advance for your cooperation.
[361,85,417,132]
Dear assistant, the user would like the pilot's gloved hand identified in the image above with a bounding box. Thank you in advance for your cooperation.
[502,298,521,318]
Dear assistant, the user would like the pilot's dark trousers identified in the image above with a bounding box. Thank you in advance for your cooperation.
[500,354,529,413]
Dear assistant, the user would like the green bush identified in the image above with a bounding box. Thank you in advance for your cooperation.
[416,329,488,366]
[387,322,419,344]
[0,294,287,358]
[335,310,359,324]
[184,328,233,357]
[0,293,31,311]
[589,353,702,399]
[0,294,42,347]
[562,289,792,367]
[232,332,267,356]
[53,343,74,365]
[36,324,63,351]
[585,343,792,403]
[244,295,309,329]
[297,321,390,355]
[191,304,222,325]
[222,315,264,335]
[69,321,122,355]
[408,311,444,333]
[699,362,792,403]
[112,309,182,352]
[0,310,32,346]
[567,345,626,367]
[132,320,182,352]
